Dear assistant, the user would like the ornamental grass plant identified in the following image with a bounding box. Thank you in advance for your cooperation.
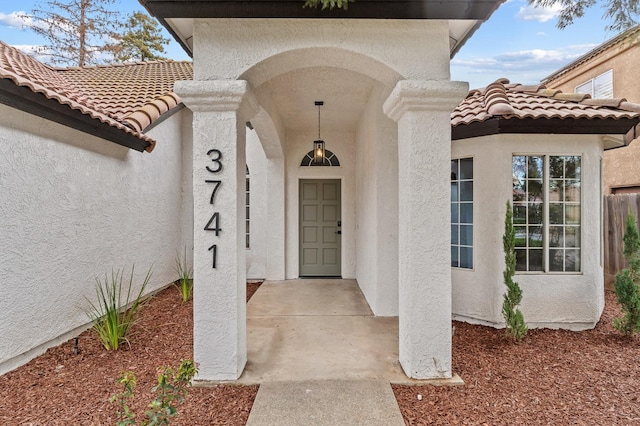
[174,247,193,303]
[86,266,152,350]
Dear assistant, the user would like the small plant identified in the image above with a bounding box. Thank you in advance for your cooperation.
[502,201,528,341]
[111,359,198,426]
[614,211,640,335]
[86,266,152,350]
[174,247,193,303]
[303,0,354,10]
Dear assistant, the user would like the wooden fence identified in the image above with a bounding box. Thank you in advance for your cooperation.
[603,194,640,289]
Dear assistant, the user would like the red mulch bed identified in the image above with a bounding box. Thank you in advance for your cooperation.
[393,290,640,425]
[1,285,638,425]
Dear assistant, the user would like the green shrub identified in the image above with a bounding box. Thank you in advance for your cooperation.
[86,266,151,350]
[502,201,528,341]
[174,247,193,303]
[614,212,640,335]
[111,359,198,426]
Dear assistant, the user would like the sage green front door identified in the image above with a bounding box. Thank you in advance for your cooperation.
[299,179,342,277]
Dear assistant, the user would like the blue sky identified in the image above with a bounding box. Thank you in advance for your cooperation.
[0,0,620,89]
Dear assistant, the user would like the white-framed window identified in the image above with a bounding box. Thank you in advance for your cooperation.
[246,165,250,249]
[512,155,581,273]
[575,69,613,98]
[451,158,473,269]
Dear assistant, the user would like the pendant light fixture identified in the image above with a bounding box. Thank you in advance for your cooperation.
[313,101,325,165]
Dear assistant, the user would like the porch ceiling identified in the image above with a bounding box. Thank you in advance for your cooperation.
[254,66,376,132]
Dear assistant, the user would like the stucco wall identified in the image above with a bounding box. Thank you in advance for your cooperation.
[192,19,449,82]
[544,41,640,193]
[0,106,190,374]
[355,85,399,316]
[246,129,268,279]
[451,133,605,330]
[285,130,357,279]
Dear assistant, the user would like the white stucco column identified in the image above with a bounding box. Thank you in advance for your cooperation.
[174,80,259,381]
[266,156,286,280]
[383,80,468,379]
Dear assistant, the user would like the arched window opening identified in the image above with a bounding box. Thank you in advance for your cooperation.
[300,149,341,167]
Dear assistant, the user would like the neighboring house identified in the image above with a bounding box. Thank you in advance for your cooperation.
[543,26,640,194]
[3,0,640,383]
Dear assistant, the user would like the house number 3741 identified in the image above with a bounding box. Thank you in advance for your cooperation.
[204,149,223,268]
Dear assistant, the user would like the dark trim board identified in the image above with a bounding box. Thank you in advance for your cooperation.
[452,117,640,141]
[141,0,504,19]
[0,80,150,152]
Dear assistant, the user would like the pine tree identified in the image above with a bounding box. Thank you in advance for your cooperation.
[115,11,170,63]
[24,0,122,67]
[502,200,528,341]
[613,211,640,335]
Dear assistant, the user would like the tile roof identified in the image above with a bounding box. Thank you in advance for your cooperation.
[0,41,192,152]
[452,78,640,128]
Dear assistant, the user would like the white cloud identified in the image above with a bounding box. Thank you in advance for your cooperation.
[536,31,546,36]
[0,11,32,30]
[516,4,562,22]
[451,44,598,88]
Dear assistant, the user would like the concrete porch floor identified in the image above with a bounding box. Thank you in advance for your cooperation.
[237,279,462,385]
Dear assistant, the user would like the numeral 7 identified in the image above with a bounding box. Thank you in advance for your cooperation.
[205,180,222,204]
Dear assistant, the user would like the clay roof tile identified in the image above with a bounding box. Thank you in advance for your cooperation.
[0,41,193,152]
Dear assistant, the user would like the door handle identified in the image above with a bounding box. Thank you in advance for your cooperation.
[335,230,342,235]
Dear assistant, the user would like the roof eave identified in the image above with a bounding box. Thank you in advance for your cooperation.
[140,0,504,19]
[452,117,640,141]
[0,79,151,152]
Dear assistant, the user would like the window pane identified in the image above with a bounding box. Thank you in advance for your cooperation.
[549,180,564,201]
[515,226,526,247]
[549,249,564,272]
[549,226,563,248]
[565,204,580,224]
[528,156,543,178]
[565,226,580,248]
[460,247,473,269]
[528,203,543,224]
[451,246,459,267]
[565,249,581,272]
[451,160,458,180]
[529,249,544,271]
[460,182,473,202]
[565,181,581,202]
[513,204,527,224]
[460,225,473,245]
[565,156,581,179]
[451,183,459,202]
[527,180,543,201]
[451,203,459,223]
[529,226,543,247]
[460,203,473,223]
[513,156,526,180]
[460,158,473,180]
[451,225,459,245]
[549,156,564,179]
[549,203,563,225]
[516,249,527,271]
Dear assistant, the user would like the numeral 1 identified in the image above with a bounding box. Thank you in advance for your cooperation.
[208,244,217,269]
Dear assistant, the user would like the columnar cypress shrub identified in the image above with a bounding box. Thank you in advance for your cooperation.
[614,211,640,335]
[502,200,528,341]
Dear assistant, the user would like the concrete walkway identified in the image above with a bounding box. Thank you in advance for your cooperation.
[239,279,460,425]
